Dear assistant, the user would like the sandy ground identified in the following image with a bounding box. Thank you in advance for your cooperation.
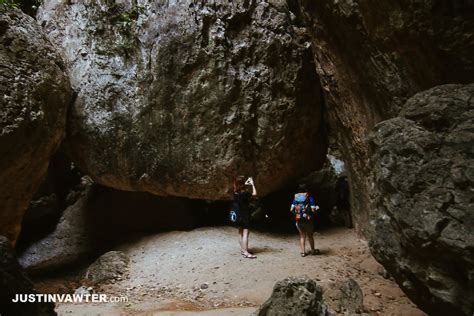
[35,226,425,315]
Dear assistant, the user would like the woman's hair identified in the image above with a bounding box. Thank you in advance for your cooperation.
[298,183,308,192]
[234,175,246,192]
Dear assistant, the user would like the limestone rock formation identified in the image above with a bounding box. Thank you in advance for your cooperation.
[37,0,326,200]
[257,277,329,316]
[0,8,72,245]
[369,84,474,315]
[0,236,56,316]
[298,1,474,314]
[299,0,474,234]
[19,185,199,273]
[85,251,130,284]
[334,278,364,314]
[17,151,84,249]
[18,187,94,273]
[23,151,82,222]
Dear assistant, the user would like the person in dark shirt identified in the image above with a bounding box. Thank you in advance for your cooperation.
[233,175,257,259]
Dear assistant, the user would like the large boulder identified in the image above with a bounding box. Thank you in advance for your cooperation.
[0,236,56,316]
[298,0,474,234]
[0,8,72,244]
[37,0,326,200]
[18,185,199,273]
[256,277,329,316]
[84,251,130,285]
[334,278,364,314]
[369,84,474,315]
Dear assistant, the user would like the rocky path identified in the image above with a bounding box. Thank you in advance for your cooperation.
[36,227,425,315]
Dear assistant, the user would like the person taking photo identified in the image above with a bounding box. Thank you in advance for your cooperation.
[232,175,257,259]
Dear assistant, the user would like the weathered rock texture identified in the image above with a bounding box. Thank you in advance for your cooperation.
[299,0,474,233]
[19,185,199,273]
[37,0,325,200]
[16,150,84,250]
[257,277,329,316]
[334,278,364,314]
[298,2,474,313]
[0,236,56,316]
[369,84,474,316]
[0,9,72,245]
[85,251,130,284]
[23,151,82,222]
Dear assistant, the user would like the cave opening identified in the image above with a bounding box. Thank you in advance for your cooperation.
[16,158,356,270]
[17,173,353,256]
[13,161,427,316]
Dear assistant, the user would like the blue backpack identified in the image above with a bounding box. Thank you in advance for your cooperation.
[294,193,311,221]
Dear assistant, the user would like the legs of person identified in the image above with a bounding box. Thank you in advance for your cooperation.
[241,227,256,258]
[307,222,315,252]
[238,227,244,252]
[306,222,320,255]
[296,224,306,255]
[242,228,249,252]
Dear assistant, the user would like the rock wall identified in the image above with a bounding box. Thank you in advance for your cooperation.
[0,236,56,316]
[298,1,474,314]
[37,0,326,200]
[0,9,72,245]
[298,0,474,234]
[369,84,474,316]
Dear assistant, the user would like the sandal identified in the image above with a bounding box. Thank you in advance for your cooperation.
[242,252,257,259]
[301,252,306,257]
[311,249,321,255]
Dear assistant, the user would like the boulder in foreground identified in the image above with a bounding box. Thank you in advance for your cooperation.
[369,84,474,315]
[256,276,329,316]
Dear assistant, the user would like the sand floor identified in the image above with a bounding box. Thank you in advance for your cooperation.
[35,226,425,316]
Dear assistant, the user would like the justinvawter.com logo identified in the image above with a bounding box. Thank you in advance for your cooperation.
[12,293,129,303]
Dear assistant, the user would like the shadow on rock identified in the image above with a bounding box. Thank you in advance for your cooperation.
[0,236,56,316]
[18,184,200,274]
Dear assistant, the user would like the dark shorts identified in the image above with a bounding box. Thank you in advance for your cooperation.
[296,220,314,233]
[238,214,250,229]
[238,222,250,229]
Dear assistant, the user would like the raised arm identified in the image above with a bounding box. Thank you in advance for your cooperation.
[249,177,257,196]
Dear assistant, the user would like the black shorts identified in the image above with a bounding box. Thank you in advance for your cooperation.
[237,213,250,229]
[237,221,250,229]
